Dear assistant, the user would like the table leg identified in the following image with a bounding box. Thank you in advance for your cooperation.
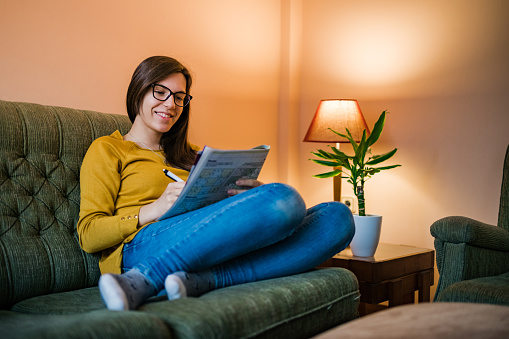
[388,278,403,307]
[418,269,432,302]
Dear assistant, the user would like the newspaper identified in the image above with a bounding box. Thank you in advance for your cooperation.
[157,145,270,220]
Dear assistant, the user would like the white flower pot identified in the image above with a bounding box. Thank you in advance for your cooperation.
[350,214,382,257]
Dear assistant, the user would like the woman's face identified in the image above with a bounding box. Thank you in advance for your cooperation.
[135,72,187,136]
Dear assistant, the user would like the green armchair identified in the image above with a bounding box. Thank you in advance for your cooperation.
[430,145,509,305]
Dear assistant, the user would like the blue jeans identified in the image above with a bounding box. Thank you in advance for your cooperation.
[122,183,355,292]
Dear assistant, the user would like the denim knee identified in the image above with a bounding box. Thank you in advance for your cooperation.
[318,201,355,251]
[257,183,306,235]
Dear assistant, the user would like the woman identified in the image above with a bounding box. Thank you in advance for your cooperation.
[77,56,355,311]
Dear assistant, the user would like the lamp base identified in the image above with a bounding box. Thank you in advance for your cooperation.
[333,166,341,202]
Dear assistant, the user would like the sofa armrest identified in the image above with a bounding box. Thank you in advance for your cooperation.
[430,216,509,251]
[431,216,509,301]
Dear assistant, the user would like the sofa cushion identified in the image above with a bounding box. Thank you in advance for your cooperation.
[9,268,360,339]
[141,268,360,339]
[437,271,509,305]
[11,287,104,315]
[0,309,171,339]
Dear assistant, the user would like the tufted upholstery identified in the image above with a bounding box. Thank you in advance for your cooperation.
[0,100,131,308]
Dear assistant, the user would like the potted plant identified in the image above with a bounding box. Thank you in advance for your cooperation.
[309,110,400,256]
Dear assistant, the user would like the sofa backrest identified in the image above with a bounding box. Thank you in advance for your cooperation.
[0,100,131,308]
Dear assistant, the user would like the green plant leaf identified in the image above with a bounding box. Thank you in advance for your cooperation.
[366,148,398,165]
[366,110,386,147]
[313,169,342,178]
[311,159,341,167]
[331,149,354,165]
[312,149,335,159]
[344,128,359,152]
[341,160,352,171]
[373,164,401,171]
[364,168,382,175]
[357,130,369,164]
[310,152,327,160]
[331,146,350,159]
[329,128,349,140]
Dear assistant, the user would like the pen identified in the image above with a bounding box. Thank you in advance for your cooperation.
[163,169,184,182]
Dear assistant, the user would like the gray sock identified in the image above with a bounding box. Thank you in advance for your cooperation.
[165,270,215,300]
[99,269,157,310]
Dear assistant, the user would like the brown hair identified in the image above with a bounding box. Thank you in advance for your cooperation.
[126,56,196,169]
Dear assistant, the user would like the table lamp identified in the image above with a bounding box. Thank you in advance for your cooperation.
[303,99,370,201]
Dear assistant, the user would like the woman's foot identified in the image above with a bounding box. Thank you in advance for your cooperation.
[164,271,215,300]
[98,269,156,310]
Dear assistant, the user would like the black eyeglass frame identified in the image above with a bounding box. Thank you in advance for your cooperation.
[150,83,193,107]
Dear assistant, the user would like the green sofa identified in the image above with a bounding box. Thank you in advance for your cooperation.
[430,144,509,305]
[0,100,360,339]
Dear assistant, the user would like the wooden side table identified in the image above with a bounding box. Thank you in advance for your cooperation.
[319,243,435,315]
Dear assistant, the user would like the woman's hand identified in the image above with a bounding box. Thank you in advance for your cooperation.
[227,179,264,197]
[138,182,186,226]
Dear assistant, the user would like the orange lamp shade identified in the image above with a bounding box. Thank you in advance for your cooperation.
[303,99,370,143]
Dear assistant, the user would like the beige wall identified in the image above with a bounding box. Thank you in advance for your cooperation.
[297,0,509,252]
[2,0,509,295]
[0,0,282,183]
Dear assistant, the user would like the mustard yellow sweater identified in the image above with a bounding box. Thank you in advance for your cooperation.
[77,130,191,274]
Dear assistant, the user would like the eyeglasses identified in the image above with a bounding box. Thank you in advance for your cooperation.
[151,84,192,107]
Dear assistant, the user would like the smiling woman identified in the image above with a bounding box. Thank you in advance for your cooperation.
[128,73,188,145]
[124,56,196,170]
[76,55,356,312]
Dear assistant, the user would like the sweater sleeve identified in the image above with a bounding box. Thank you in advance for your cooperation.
[77,137,140,254]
